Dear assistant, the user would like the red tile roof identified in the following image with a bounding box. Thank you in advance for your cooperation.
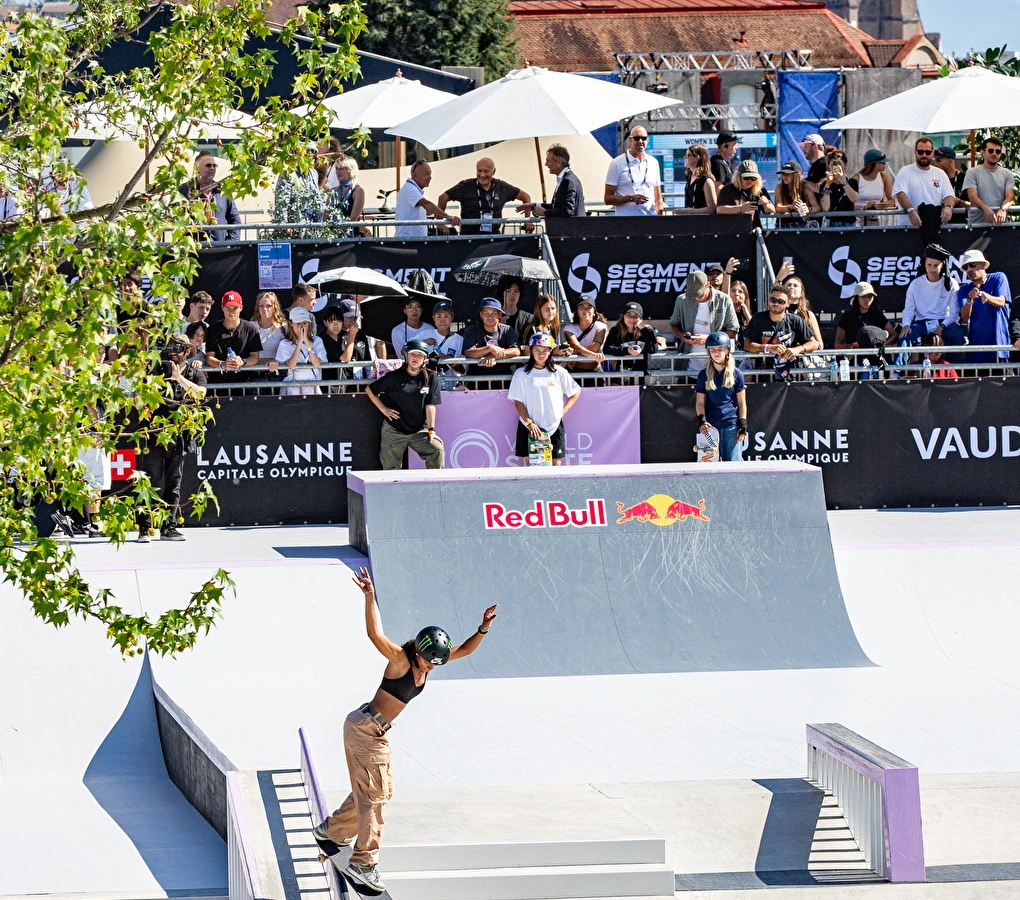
[511,8,875,70]
[511,0,825,12]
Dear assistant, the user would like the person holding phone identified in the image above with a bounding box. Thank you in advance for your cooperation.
[669,270,738,378]
[606,302,657,372]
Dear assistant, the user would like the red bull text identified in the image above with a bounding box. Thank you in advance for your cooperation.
[484,500,608,529]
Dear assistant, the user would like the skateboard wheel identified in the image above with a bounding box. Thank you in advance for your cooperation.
[317,853,327,863]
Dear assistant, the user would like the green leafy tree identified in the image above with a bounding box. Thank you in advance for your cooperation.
[314,0,518,77]
[0,0,366,656]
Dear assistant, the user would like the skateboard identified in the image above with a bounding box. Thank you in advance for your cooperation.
[314,832,390,897]
[694,424,720,463]
[527,431,553,466]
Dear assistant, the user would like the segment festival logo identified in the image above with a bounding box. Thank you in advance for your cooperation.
[616,494,710,525]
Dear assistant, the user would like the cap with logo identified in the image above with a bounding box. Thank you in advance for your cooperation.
[433,299,454,314]
[863,148,888,165]
[622,301,644,317]
[577,294,597,309]
[289,306,313,323]
[853,281,876,298]
[717,132,740,145]
[529,332,556,349]
[738,159,758,176]
[801,133,825,147]
[221,291,243,308]
[478,297,504,313]
[706,263,725,275]
[778,160,803,175]
[339,298,359,317]
[933,146,957,160]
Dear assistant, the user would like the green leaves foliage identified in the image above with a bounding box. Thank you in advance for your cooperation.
[0,0,363,656]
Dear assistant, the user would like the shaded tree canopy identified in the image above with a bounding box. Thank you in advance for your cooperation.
[0,0,365,656]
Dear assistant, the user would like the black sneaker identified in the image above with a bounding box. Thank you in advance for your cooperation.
[342,862,385,892]
[137,529,152,543]
[85,523,103,538]
[50,511,75,538]
[160,525,186,542]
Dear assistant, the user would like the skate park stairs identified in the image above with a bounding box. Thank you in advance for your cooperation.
[299,727,676,900]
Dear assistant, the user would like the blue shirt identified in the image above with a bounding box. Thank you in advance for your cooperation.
[957,271,1011,360]
[695,366,745,428]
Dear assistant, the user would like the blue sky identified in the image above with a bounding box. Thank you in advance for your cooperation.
[918,0,1019,57]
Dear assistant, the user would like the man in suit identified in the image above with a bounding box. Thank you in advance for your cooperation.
[521,144,586,219]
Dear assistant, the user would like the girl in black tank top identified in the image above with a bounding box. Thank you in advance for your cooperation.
[312,567,497,894]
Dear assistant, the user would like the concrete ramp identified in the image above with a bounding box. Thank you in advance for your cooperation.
[348,462,871,678]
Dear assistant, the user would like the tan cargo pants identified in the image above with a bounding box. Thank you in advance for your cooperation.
[321,706,393,866]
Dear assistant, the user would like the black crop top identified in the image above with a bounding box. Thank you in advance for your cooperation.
[379,666,426,704]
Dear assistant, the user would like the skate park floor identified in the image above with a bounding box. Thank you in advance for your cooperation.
[2,508,1020,898]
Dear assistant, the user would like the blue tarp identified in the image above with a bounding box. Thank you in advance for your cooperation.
[776,71,840,168]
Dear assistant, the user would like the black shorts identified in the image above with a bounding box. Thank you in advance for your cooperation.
[515,420,566,459]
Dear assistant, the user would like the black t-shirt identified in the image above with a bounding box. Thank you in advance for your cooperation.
[605,324,657,371]
[743,311,812,378]
[461,322,520,376]
[837,302,891,342]
[443,177,521,235]
[370,365,442,434]
[205,319,262,362]
[806,158,828,188]
[321,330,371,380]
[504,310,532,339]
[710,154,731,185]
[717,183,772,228]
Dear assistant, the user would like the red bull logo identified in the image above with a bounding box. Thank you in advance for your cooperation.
[484,499,607,530]
[616,494,710,525]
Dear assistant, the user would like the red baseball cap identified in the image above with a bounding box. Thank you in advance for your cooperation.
[221,291,243,308]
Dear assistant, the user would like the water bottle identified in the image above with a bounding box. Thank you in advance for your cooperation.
[922,355,933,379]
[861,357,871,380]
[869,359,879,381]
[838,357,850,382]
[829,357,838,381]
[226,347,237,360]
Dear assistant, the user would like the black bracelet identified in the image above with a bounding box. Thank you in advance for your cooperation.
[697,414,707,428]
[738,418,747,431]
[477,627,488,635]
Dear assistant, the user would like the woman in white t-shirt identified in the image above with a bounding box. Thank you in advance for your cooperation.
[507,332,581,466]
[251,291,287,378]
[562,295,607,372]
[390,296,439,359]
[277,306,327,395]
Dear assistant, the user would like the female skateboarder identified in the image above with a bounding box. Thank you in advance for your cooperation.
[695,332,747,462]
[315,567,497,893]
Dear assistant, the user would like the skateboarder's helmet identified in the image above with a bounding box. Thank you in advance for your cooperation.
[415,626,452,665]
[402,339,430,358]
[706,332,731,349]
[529,332,556,349]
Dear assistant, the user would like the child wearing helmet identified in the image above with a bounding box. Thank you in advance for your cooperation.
[507,331,582,465]
[695,331,748,461]
[315,567,497,893]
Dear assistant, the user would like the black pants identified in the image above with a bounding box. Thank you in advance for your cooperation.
[917,203,943,248]
[136,443,187,530]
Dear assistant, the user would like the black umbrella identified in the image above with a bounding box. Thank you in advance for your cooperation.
[453,254,557,287]
[355,295,413,344]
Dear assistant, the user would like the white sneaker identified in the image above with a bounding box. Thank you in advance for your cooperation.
[343,862,385,892]
[313,823,353,847]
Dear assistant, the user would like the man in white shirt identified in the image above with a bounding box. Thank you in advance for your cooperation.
[668,270,738,376]
[604,126,664,216]
[964,136,1016,227]
[893,138,954,245]
[394,160,460,237]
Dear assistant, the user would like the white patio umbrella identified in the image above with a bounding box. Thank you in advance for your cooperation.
[295,71,456,191]
[822,66,1020,133]
[386,65,683,200]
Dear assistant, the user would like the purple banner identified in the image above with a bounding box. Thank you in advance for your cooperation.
[411,386,641,469]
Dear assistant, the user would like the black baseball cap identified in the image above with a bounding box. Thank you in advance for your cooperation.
[717,132,740,145]
[622,301,644,316]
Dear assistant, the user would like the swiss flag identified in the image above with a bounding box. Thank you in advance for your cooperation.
[110,449,136,481]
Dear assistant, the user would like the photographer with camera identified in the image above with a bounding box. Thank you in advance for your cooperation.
[669,270,739,379]
[135,333,207,542]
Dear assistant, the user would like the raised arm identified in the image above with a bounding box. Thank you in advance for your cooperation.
[449,604,497,661]
[353,567,404,661]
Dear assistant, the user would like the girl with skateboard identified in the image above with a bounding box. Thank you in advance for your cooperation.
[315,567,496,894]
[507,332,581,466]
[695,332,747,462]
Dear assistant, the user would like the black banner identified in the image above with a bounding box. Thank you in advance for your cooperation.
[641,380,1020,509]
[192,237,544,324]
[548,230,759,322]
[180,394,381,525]
[763,226,1020,315]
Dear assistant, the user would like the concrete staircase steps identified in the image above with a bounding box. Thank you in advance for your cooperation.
[384,861,676,900]
[384,837,666,871]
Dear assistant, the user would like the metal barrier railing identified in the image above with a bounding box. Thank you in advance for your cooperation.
[194,343,1018,396]
[226,770,264,900]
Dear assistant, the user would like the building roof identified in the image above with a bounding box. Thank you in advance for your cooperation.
[510,7,875,70]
